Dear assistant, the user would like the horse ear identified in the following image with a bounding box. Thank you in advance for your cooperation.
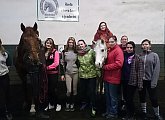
[92,40,96,45]
[21,23,25,32]
[101,39,104,44]
[33,22,38,31]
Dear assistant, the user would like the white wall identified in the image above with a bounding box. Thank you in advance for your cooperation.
[0,0,165,45]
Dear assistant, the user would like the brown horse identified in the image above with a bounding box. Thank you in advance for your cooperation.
[14,23,47,114]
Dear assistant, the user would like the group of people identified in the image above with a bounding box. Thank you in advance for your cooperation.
[0,21,163,120]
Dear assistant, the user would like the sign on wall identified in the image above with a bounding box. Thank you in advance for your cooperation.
[37,0,79,21]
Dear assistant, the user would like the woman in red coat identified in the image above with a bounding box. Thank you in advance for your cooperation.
[102,35,124,119]
[94,22,113,46]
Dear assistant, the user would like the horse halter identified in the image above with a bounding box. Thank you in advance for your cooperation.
[93,39,107,68]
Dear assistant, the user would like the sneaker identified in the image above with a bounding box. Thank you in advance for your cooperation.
[30,104,36,113]
[70,104,75,112]
[91,108,96,117]
[44,103,54,111]
[155,115,163,120]
[56,104,61,111]
[65,103,70,112]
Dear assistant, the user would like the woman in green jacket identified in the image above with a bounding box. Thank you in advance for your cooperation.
[77,39,97,117]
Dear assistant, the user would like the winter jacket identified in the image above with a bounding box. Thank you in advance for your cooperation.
[103,45,124,84]
[78,49,97,79]
[46,49,59,74]
[139,51,160,88]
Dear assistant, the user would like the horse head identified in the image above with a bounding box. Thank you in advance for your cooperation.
[19,23,41,68]
[93,39,107,68]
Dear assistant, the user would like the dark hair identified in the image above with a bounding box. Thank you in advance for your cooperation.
[98,22,107,30]
[64,37,77,53]
[141,39,151,45]
[126,41,136,49]
[77,39,87,46]
[121,35,128,40]
[45,38,56,49]
[109,35,117,42]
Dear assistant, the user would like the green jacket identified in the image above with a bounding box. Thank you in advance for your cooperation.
[78,49,97,78]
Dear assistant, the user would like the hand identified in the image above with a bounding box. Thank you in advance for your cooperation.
[61,75,65,81]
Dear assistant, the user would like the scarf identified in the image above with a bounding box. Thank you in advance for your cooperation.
[94,28,113,42]
[77,46,91,56]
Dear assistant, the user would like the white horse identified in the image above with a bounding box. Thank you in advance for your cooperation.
[93,39,107,68]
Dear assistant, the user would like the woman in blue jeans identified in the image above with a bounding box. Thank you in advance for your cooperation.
[102,35,124,119]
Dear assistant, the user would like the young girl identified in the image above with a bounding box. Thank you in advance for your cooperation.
[61,37,79,111]
[44,38,61,111]
[138,39,163,120]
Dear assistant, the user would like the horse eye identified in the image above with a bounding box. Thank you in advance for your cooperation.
[101,49,104,52]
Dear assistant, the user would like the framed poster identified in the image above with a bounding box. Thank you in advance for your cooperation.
[37,0,79,21]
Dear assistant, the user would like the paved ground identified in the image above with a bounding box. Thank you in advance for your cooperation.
[9,80,165,120]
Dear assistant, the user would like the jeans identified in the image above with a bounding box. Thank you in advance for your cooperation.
[104,81,119,115]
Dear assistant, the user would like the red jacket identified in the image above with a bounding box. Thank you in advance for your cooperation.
[103,45,124,84]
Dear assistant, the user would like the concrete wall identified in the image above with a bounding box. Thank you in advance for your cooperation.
[0,0,165,45]
[4,44,165,85]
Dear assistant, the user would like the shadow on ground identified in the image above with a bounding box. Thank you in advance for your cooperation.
[9,80,165,120]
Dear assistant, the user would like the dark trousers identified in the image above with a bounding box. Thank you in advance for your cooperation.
[125,85,137,116]
[0,74,10,116]
[139,80,158,107]
[47,73,59,106]
[80,77,96,109]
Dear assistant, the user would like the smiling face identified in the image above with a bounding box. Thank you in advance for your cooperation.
[45,40,52,49]
[141,41,151,51]
[126,44,134,53]
[68,39,74,48]
[108,37,117,48]
[45,38,54,50]
[77,40,86,49]
[100,22,107,31]
[121,36,128,46]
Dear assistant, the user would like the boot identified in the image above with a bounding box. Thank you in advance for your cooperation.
[65,103,70,111]
[141,102,147,120]
[153,106,163,120]
[70,104,75,112]
[5,113,13,120]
